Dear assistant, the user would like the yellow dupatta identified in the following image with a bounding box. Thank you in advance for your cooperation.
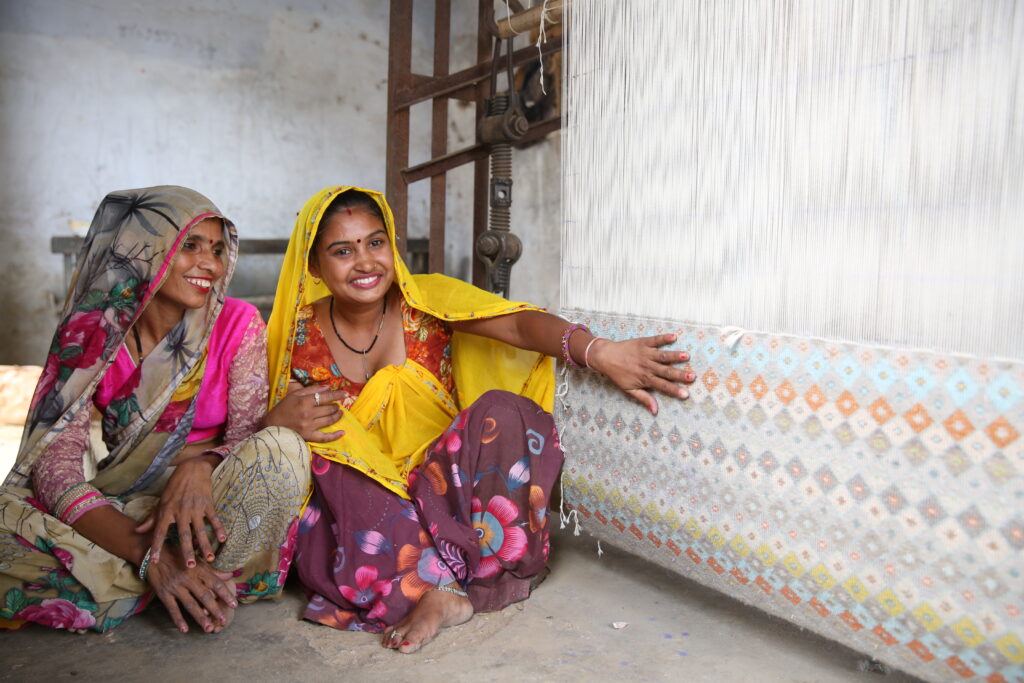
[266,186,554,498]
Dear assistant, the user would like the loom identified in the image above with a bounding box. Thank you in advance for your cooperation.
[557,2,1023,681]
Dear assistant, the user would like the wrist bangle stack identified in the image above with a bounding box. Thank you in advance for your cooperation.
[583,337,602,369]
[137,547,153,582]
[560,323,591,367]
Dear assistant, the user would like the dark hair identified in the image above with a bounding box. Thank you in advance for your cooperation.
[308,190,386,268]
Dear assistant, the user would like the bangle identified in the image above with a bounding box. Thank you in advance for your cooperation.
[583,337,603,369]
[137,547,153,582]
[433,583,469,598]
[560,323,590,367]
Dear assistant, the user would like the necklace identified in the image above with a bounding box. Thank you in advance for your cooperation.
[329,294,388,380]
[131,326,145,363]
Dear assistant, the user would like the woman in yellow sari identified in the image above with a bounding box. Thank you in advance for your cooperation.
[266,186,695,653]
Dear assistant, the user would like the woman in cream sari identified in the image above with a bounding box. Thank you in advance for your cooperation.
[0,186,309,634]
[266,186,695,652]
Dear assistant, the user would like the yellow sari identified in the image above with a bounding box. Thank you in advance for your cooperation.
[267,186,554,498]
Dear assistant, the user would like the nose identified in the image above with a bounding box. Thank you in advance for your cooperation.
[196,246,222,275]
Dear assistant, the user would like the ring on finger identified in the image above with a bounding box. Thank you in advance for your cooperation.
[314,392,321,407]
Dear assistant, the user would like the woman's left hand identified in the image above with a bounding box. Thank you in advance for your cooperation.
[587,333,696,415]
[136,454,225,569]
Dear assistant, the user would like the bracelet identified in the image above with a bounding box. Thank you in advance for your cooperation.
[433,583,469,598]
[583,337,603,369]
[560,323,590,367]
[137,547,153,582]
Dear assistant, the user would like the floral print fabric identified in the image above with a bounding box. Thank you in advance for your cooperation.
[295,390,564,630]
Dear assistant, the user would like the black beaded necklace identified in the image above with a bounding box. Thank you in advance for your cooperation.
[131,326,146,363]
[328,294,388,380]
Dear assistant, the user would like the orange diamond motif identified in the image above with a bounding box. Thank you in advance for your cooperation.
[775,380,797,405]
[804,384,827,411]
[943,409,975,441]
[869,397,895,425]
[749,375,768,400]
[836,390,859,418]
[702,369,720,392]
[985,416,1019,448]
[725,371,743,396]
[904,403,933,434]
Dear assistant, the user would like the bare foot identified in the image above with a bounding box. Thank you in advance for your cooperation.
[382,585,473,654]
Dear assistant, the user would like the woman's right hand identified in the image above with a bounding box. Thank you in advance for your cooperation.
[263,382,346,442]
[145,543,237,633]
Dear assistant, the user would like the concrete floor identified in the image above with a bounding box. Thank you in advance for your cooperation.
[0,426,923,683]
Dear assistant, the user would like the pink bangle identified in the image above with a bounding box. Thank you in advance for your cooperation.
[560,323,590,367]
[583,337,602,368]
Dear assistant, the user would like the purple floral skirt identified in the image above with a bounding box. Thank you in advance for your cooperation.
[295,390,565,631]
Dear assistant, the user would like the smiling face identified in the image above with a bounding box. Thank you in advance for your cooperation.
[153,217,226,311]
[309,207,395,308]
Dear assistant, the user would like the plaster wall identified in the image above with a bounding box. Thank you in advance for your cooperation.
[0,0,561,365]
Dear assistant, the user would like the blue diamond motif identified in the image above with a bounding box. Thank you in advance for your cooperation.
[804,350,828,380]
[944,368,978,407]
[747,344,770,370]
[727,342,746,366]
[702,341,721,362]
[834,355,862,387]
[868,360,897,393]
[905,365,936,399]
[776,347,799,377]
[986,373,1022,413]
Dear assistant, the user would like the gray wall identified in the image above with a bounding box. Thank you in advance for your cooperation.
[0,0,560,365]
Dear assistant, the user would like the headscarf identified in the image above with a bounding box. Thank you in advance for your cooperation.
[267,186,553,496]
[5,186,238,495]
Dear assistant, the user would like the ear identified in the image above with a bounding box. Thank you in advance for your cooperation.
[307,251,322,280]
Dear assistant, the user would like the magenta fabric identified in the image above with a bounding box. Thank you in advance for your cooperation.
[94,297,255,443]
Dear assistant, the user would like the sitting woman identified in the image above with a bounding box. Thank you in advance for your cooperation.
[265,186,695,653]
[0,186,309,634]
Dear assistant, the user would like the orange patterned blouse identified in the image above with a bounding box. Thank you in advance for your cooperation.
[290,298,455,409]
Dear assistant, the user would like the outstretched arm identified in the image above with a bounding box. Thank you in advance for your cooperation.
[450,309,695,415]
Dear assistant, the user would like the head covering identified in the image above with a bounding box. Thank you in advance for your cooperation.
[5,186,238,493]
[266,186,553,496]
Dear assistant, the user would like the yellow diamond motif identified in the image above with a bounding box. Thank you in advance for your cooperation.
[876,589,905,616]
[952,617,984,648]
[608,490,624,508]
[592,484,606,501]
[842,576,869,603]
[627,495,643,515]
[644,503,662,523]
[810,564,836,590]
[912,603,943,633]
[995,633,1024,665]
[707,527,726,548]
[730,536,751,558]
[684,518,703,539]
[782,552,805,577]
[756,544,777,566]
[573,476,589,495]
[663,510,682,530]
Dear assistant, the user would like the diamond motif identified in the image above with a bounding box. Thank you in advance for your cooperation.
[942,409,975,441]
[845,475,871,501]
[702,369,720,392]
[866,429,891,453]
[804,350,829,379]
[749,375,768,400]
[776,346,799,377]
[986,373,1022,413]
[944,367,979,406]
[982,452,1016,484]
[956,505,988,538]
[984,416,1019,448]
[747,344,771,370]
[835,355,863,386]
[868,360,898,393]
[901,438,931,467]
[725,370,743,396]
[999,518,1024,550]
[904,403,933,433]
[801,414,824,440]
[746,403,767,427]
[775,379,797,405]
[904,364,937,398]
[804,384,826,411]
[916,496,948,526]
[814,466,839,492]
[941,445,972,476]
[879,485,907,513]
[836,390,859,418]
[868,397,895,424]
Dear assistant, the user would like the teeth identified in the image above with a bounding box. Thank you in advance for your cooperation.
[186,278,211,288]
[353,275,378,285]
